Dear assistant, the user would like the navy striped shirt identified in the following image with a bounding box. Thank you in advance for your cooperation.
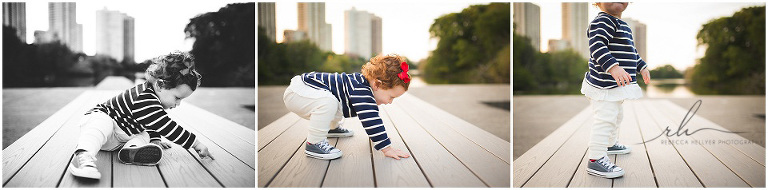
[585,12,648,89]
[87,82,197,149]
[300,72,392,150]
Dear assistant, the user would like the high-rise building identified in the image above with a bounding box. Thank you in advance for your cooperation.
[258,2,276,42]
[513,2,540,52]
[370,15,382,56]
[623,18,647,62]
[49,2,82,51]
[34,30,55,44]
[562,2,588,58]
[298,2,332,51]
[95,8,134,62]
[3,2,26,43]
[123,14,135,63]
[345,7,382,58]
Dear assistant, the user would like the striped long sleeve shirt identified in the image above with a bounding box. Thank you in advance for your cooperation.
[585,12,648,89]
[87,82,197,149]
[300,72,392,150]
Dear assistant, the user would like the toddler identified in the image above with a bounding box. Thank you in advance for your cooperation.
[284,54,411,160]
[68,51,214,180]
[581,2,651,179]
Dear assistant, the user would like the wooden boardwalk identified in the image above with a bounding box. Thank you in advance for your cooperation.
[3,90,255,187]
[258,93,510,187]
[513,99,765,188]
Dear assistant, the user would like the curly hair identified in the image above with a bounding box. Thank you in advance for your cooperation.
[144,51,202,91]
[361,54,410,91]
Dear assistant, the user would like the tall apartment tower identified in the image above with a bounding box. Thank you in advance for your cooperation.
[49,2,83,51]
[513,2,540,52]
[3,2,26,43]
[623,18,647,62]
[258,2,276,42]
[562,2,589,58]
[95,8,134,62]
[370,15,382,56]
[298,2,332,51]
[344,7,382,58]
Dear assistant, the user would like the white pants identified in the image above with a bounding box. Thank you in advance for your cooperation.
[587,98,624,159]
[283,77,343,144]
[75,111,150,154]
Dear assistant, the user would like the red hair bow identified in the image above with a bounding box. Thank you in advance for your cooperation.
[398,62,410,83]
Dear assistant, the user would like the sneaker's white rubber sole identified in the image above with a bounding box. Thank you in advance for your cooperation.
[587,168,624,178]
[305,150,343,160]
[68,164,101,179]
[326,133,353,138]
[607,147,632,155]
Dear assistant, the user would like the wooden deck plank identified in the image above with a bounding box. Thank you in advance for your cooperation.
[655,100,766,166]
[168,106,255,169]
[58,151,113,188]
[3,91,108,187]
[611,101,657,187]
[523,111,592,187]
[258,119,309,187]
[647,100,764,187]
[258,113,301,151]
[172,115,256,188]
[2,91,96,184]
[268,138,338,187]
[383,105,488,187]
[512,106,592,187]
[398,94,510,164]
[156,143,222,187]
[374,109,431,187]
[631,101,703,187]
[568,149,610,188]
[323,118,375,187]
[111,153,165,187]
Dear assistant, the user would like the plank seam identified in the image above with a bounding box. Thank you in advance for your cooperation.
[630,103,660,188]
[264,139,305,187]
[369,138,377,187]
[184,149,225,187]
[155,165,170,187]
[565,148,588,187]
[380,108,433,187]
[637,102,706,187]
[391,103,491,187]
[258,116,300,152]
[520,116,592,187]
[319,138,339,187]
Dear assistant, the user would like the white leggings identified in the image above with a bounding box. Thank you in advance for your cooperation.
[75,111,150,154]
[283,77,343,144]
[587,98,623,160]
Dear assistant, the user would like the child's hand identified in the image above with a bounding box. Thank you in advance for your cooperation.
[193,142,215,160]
[640,68,651,84]
[150,139,172,149]
[382,146,410,160]
[608,65,632,87]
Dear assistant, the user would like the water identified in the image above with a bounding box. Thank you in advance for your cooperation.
[645,78,696,98]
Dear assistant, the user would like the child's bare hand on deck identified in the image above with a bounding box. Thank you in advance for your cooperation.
[382,146,410,160]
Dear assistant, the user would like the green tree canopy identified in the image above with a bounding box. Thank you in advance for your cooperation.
[688,6,765,94]
[185,3,255,87]
[650,64,683,79]
[422,3,510,84]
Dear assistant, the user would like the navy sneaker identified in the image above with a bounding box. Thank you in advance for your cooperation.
[305,139,342,160]
[327,127,353,137]
[607,143,631,155]
[118,144,163,166]
[587,156,624,178]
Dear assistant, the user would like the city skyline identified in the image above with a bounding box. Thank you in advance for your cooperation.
[534,2,765,71]
[24,1,232,62]
[275,2,491,62]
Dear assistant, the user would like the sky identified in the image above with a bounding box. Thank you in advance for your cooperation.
[275,1,494,62]
[24,1,239,62]
[535,2,765,71]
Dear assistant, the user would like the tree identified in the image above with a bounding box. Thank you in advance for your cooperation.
[649,64,683,79]
[688,6,765,94]
[185,3,255,87]
[423,3,510,84]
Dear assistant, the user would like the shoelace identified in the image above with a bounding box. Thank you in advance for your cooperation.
[613,144,626,149]
[78,153,97,167]
[317,140,335,152]
[597,157,616,170]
